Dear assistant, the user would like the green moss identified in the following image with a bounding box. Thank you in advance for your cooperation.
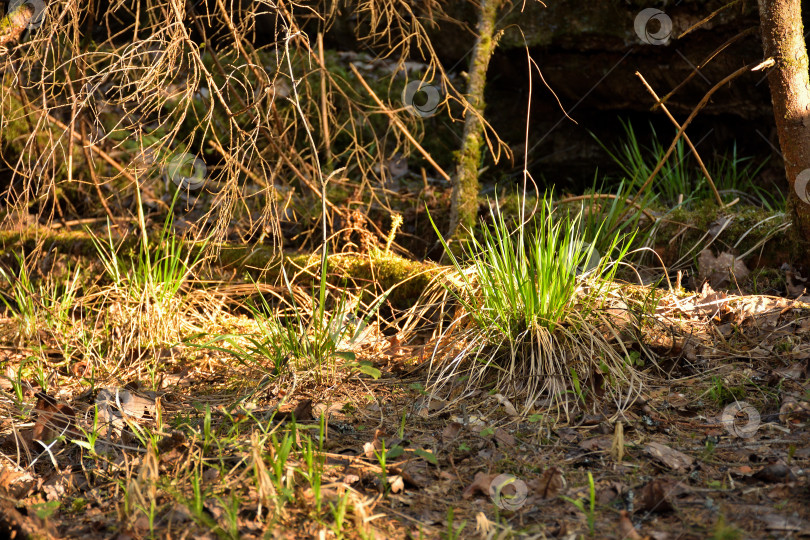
[1,77,34,156]
[0,227,441,309]
[658,203,789,263]
[330,251,438,308]
[220,247,439,309]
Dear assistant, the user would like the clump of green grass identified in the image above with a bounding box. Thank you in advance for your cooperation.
[709,144,781,210]
[599,120,695,206]
[576,176,652,260]
[427,191,640,415]
[0,252,82,343]
[596,120,779,209]
[707,376,747,407]
[84,195,209,386]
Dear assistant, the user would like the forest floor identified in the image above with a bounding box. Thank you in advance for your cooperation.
[0,233,809,540]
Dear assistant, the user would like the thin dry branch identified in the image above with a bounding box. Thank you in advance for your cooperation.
[657,27,758,108]
[621,58,774,222]
[635,72,724,207]
[350,63,450,182]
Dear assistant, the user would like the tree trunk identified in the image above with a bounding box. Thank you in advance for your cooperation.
[448,0,502,238]
[757,0,810,268]
[0,2,34,50]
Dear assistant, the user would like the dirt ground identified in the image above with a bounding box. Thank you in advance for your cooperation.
[1,274,809,539]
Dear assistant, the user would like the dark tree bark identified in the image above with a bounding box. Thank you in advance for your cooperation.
[757,0,810,267]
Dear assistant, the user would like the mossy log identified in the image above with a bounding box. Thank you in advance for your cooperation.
[0,227,440,309]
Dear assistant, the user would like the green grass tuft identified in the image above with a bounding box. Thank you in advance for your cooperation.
[427,191,641,415]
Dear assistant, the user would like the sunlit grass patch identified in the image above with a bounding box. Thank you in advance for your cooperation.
[0,252,81,344]
[88,210,207,352]
[426,192,642,416]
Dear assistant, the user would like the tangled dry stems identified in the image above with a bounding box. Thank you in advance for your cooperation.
[1,0,508,261]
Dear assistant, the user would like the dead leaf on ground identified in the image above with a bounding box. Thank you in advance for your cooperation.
[579,435,612,453]
[693,282,730,317]
[0,468,35,499]
[343,473,360,485]
[493,428,516,447]
[596,481,625,506]
[274,399,314,422]
[388,475,405,493]
[292,399,314,421]
[555,427,580,444]
[383,334,405,356]
[0,495,53,540]
[416,397,446,418]
[42,470,81,501]
[697,249,749,290]
[645,442,694,471]
[774,363,808,382]
[392,460,430,488]
[441,421,463,442]
[619,510,644,539]
[32,392,75,444]
[362,428,386,458]
[96,387,158,437]
[531,467,564,499]
[779,396,810,425]
[462,472,498,500]
[635,478,684,513]
[751,462,798,483]
[786,268,808,297]
[492,393,518,417]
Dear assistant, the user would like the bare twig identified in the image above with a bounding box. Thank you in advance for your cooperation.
[678,0,742,39]
[349,63,451,182]
[657,27,758,108]
[622,59,774,220]
[636,71,724,207]
[318,32,332,166]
